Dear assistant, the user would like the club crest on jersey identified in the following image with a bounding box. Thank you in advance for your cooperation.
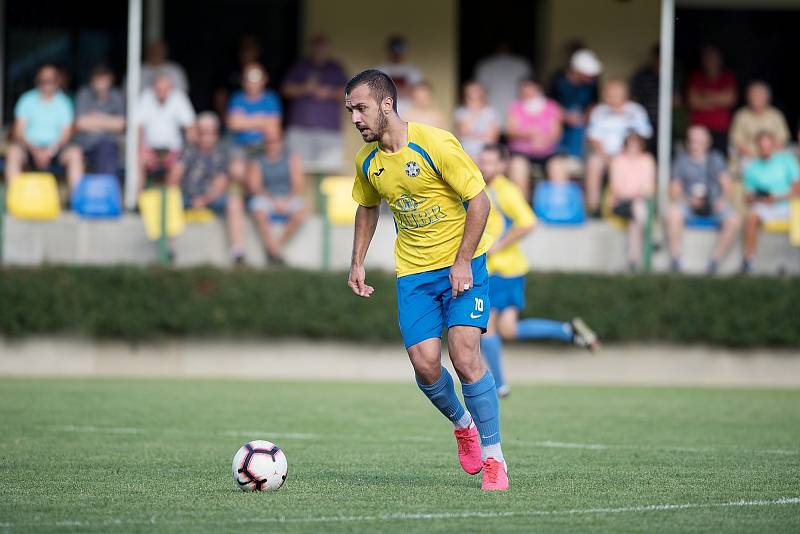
[405,161,421,177]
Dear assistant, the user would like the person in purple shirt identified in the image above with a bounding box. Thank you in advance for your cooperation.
[226,63,282,156]
[282,35,347,173]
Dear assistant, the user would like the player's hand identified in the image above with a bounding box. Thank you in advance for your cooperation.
[449,259,473,299]
[348,263,374,298]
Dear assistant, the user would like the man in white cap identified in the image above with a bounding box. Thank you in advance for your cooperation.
[549,48,603,161]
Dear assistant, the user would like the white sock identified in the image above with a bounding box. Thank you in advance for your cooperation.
[482,442,503,461]
[454,411,473,429]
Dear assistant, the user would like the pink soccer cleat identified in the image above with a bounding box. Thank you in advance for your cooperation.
[481,457,509,491]
[453,423,483,475]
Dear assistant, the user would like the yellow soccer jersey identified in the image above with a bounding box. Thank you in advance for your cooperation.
[352,122,491,277]
[485,175,537,277]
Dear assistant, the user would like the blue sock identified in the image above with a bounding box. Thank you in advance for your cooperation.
[516,318,573,343]
[417,367,468,427]
[461,372,501,446]
[480,334,505,390]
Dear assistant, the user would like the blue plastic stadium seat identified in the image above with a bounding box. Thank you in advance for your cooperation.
[71,174,122,218]
[533,181,586,225]
[685,215,720,230]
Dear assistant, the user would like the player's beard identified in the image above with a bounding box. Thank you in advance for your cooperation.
[363,112,388,143]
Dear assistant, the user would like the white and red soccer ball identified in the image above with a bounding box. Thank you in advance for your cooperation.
[231,440,288,492]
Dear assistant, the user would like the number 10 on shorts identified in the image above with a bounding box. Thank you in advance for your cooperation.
[474,298,484,312]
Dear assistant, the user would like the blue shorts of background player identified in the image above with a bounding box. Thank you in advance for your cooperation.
[397,255,490,348]
[488,275,526,312]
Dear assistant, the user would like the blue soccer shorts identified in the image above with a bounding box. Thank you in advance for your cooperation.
[396,254,490,348]
[489,274,526,312]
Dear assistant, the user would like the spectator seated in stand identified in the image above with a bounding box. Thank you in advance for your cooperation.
[474,41,532,133]
[74,64,125,175]
[404,81,447,130]
[137,73,196,189]
[730,81,790,169]
[4,64,84,192]
[607,133,656,272]
[247,136,307,266]
[741,130,800,274]
[227,63,282,158]
[585,79,652,215]
[376,35,422,115]
[665,125,741,274]
[532,157,585,225]
[166,112,246,265]
[282,34,348,174]
[506,78,562,199]
[454,80,500,163]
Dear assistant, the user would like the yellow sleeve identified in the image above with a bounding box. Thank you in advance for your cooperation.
[351,153,381,207]
[434,132,486,201]
[497,180,537,228]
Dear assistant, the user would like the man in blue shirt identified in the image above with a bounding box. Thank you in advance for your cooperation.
[226,63,282,157]
[4,65,85,191]
[742,130,800,273]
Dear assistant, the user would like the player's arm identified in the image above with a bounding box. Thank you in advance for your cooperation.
[348,159,382,298]
[489,185,536,255]
[451,190,490,299]
[348,204,379,298]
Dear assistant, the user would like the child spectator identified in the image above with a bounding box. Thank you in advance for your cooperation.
[585,80,652,215]
[608,133,656,272]
[454,81,500,162]
[741,131,800,274]
[166,112,247,264]
[247,138,307,266]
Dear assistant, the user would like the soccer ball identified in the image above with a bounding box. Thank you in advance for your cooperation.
[231,440,288,492]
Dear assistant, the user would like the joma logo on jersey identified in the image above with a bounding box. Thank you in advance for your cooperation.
[405,161,421,177]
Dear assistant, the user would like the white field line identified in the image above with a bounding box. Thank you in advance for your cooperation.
[3,497,799,529]
[234,497,800,525]
[55,425,144,434]
[45,425,800,456]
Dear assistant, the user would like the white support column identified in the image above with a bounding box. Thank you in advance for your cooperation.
[124,0,143,210]
[657,0,675,213]
[0,0,6,127]
[144,0,164,44]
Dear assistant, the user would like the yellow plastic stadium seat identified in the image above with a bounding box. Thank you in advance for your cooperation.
[7,172,61,220]
[184,208,216,223]
[138,187,185,240]
[790,199,800,246]
[601,187,628,230]
[320,176,358,225]
[763,220,789,233]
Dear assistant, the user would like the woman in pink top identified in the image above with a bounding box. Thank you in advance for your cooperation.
[506,78,562,198]
[609,133,656,271]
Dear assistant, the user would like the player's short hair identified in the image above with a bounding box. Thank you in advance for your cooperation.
[345,69,398,113]
[482,143,509,161]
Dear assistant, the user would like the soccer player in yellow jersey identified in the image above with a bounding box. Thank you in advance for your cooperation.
[345,69,508,490]
[479,144,599,398]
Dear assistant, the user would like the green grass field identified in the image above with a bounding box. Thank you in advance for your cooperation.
[1,378,799,533]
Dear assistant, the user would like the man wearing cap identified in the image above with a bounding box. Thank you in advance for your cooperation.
[549,49,603,161]
[376,35,423,115]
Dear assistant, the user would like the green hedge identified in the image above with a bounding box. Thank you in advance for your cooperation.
[0,266,798,347]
